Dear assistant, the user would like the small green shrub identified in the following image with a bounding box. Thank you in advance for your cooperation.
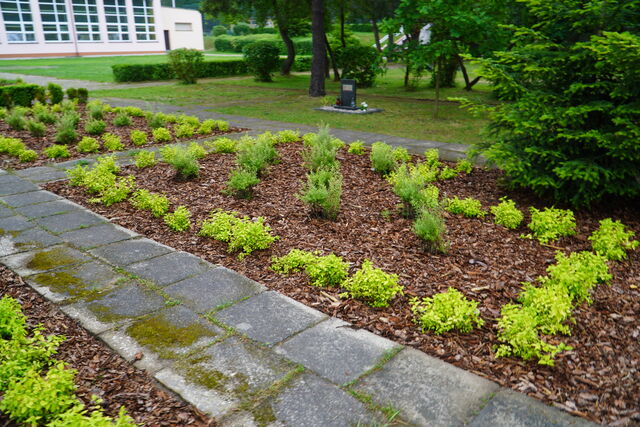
[588,218,639,261]
[271,249,349,287]
[274,129,300,144]
[130,129,148,146]
[388,164,436,217]
[130,189,169,217]
[198,210,278,259]
[439,166,458,180]
[0,296,26,340]
[370,142,397,175]
[59,101,78,115]
[84,119,106,135]
[164,205,191,231]
[34,108,56,124]
[44,144,70,159]
[7,109,28,130]
[168,48,204,84]
[147,113,166,129]
[527,207,576,243]
[26,119,46,137]
[87,101,104,120]
[341,259,403,308]
[298,168,342,219]
[152,127,172,143]
[76,137,100,153]
[18,149,38,163]
[47,83,64,104]
[348,141,365,155]
[196,119,216,135]
[102,133,124,151]
[413,208,448,253]
[215,120,230,131]
[410,288,484,334]
[0,107,6,120]
[236,137,278,175]
[134,150,156,168]
[206,137,237,153]
[542,251,611,304]
[177,115,200,127]
[76,88,88,104]
[65,88,78,101]
[445,197,486,218]
[124,106,144,117]
[164,146,199,179]
[68,155,118,194]
[302,126,339,172]
[225,168,260,198]
[490,197,523,229]
[424,148,440,168]
[113,112,132,127]
[93,175,135,206]
[393,146,411,163]
[243,40,281,82]
[187,142,207,159]
[517,282,574,335]
[175,123,196,138]
[0,137,26,156]
[456,158,473,174]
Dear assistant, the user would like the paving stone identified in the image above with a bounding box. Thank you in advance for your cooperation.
[0,216,34,233]
[15,200,78,218]
[0,204,13,218]
[275,317,399,385]
[61,303,121,335]
[354,347,499,426]
[59,223,136,249]
[0,227,63,257]
[35,210,106,233]
[90,238,173,267]
[469,389,595,427]
[53,158,96,170]
[0,190,61,207]
[215,291,326,346]
[123,251,211,287]
[164,335,296,417]
[15,166,67,183]
[101,305,224,372]
[25,261,126,303]
[164,267,264,314]
[0,176,39,196]
[268,373,379,427]
[84,283,166,323]
[0,245,91,276]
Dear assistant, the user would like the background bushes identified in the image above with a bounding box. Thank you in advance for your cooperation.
[0,84,41,107]
[213,34,312,55]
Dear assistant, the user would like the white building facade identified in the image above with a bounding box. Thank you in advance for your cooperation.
[0,0,203,58]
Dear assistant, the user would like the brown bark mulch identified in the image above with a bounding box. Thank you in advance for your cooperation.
[45,143,640,426]
[0,106,246,170]
[0,265,217,426]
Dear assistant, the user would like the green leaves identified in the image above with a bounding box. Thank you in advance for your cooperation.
[527,207,576,244]
[410,288,484,334]
[341,259,403,308]
[271,249,349,288]
[589,218,639,261]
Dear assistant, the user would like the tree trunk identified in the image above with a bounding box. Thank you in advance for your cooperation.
[309,0,326,97]
[279,28,296,76]
[458,56,480,91]
[372,20,381,51]
[325,33,340,81]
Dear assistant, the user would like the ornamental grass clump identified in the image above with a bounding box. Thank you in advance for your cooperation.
[54,115,78,145]
[225,168,260,199]
[298,168,343,220]
[341,259,403,308]
[271,249,349,287]
[588,218,639,261]
[413,208,448,254]
[87,101,105,120]
[527,207,576,243]
[163,146,200,179]
[26,119,46,137]
[113,112,132,127]
[198,210,278,259]
[490,197,523,229]
[147,113,166,129]
[84,119,106,135]
[370,142,397,175]
[164,205,191,231]
[410,288,484,334]
[236,136,278,175]
[445,197,486,218]
[7,109,28,131]
[302,126,339,172]
[130,189,169,217]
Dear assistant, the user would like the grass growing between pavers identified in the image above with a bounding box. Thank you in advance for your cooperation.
[94,69,491,144]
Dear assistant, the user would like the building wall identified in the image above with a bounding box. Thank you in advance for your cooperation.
[0,0,167,58]
[159,6,202,51]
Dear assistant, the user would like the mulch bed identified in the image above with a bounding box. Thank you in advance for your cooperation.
[0,265,217,426]
[0,106,246,170]
[45,143,640,425]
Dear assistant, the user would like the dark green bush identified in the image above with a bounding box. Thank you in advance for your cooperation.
[113,112,132,127]
[212,25,227,36]
[233,23,250,35]
[348,23,373,32]
[85,119,106,135]
[168,48,205,84]
[243,41,281,82]
[225,168,260,198]
[76,88,88,104]
[335,45,385,88]
[65,88,78,101]
[112,60,249,82]
[0,84,41,107]
[26,119,46,137]
[47,83,64,104]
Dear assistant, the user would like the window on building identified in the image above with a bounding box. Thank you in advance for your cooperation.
[1,0,36,42]
[39,0,70,42]
[175,22,192,31]
[71,0,100,41]
[103,0,129,41]
[132,0,155,41]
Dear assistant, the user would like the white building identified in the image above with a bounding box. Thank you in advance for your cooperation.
[0,0,203,58]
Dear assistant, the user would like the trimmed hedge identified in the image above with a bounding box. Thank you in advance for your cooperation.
[0,83,42,107]
[112,57,310,82]
[214,35,312,55]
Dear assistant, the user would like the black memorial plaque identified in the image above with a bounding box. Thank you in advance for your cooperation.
[336,79,358,110]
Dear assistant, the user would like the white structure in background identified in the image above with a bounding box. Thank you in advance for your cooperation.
[377,25,432,50]
[0,0,203,58]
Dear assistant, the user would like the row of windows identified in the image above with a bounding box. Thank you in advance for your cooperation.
[0,0,156,43]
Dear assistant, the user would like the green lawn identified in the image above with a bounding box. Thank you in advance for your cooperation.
[0,54,240,82]
[93,70,491,144]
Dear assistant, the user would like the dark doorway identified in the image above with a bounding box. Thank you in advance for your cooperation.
[164,30,171,51]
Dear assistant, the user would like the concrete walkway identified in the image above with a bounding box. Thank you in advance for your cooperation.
[1,158,593,426]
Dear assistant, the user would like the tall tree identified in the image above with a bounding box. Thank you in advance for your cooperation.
[349,0,400,52]
[200,0,307,75]
[309,0,327,96]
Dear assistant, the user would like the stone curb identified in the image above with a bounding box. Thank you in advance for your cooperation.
[0,168,595,426]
